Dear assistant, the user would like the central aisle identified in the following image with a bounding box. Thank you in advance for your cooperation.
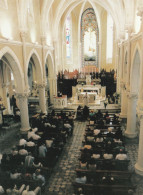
[44,121,86,194]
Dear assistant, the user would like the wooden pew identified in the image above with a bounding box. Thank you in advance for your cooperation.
[78,158,130,171]
[73,182,136,195]
[75,169,133,184]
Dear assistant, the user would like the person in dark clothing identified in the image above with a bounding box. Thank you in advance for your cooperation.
[11,95,17,115]
[51,109,55,116]
[114,127,122,140]
[104,102,108,109]
[96,110,103,119]
[83,106,89,120]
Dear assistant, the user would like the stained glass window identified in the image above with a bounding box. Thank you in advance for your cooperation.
[81,8,99,67]
[66,15,71,58]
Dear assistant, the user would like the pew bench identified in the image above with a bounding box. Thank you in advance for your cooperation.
[75,169,133,184]
[73,182,136,195]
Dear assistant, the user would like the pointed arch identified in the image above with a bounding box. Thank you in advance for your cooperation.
[45,50,55,76]
[130,45,141,94]
[0,46,24,92]
[26,49,43,84]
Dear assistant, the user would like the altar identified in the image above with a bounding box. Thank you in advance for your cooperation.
[72,84,106,105]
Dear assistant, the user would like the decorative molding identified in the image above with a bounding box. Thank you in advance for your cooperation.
[45,45,54,51]
[2,82,10,88]
[0,38,54,50]
[130,33,142,43]
[0,38,22,46]
[26,42,42,49]
[20,31,28,40]
[137,6,143,17]
[16,92,30,99]
[41,35,46,45]
[127,92,138,100]
[37,83,46,88]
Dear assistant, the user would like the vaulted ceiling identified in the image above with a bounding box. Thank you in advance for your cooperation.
[41,0,139,39]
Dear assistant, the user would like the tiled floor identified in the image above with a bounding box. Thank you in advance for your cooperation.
[1,118,143,195]
[44,121,86,194]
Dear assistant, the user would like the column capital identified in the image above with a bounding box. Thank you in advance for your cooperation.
[120,81,126,90]
[125,24,133,36]
[48,77,53,81]
[41,35,46,45]
[2,82,10,88]
[127,92,138,100]
[20,31,27,41]
[119,31,125,41]
[137,6,143,18]
[125,83,130,93]
[16,92,29,99]
[37,82,46,88]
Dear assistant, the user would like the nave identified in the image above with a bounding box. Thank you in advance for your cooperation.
[0,116,143,195]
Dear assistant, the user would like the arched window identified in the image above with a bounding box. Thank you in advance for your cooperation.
[106,13,113,64]
[81,8,99,67]
[66,15,72,61]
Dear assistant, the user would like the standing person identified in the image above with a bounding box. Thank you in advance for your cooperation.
[11,95,17,115]
[104,101,107,109]
[38,143,47,158]
[38,143,47,166]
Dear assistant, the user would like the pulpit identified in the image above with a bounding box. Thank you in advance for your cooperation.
[53,95,67,108]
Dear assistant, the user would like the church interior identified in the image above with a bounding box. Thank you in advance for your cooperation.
[0,0,143,194]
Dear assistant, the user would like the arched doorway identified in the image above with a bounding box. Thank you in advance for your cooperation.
[0,59,15,116]
[45,52,56,105]
[0,47,30,132]
[27,51,46,114]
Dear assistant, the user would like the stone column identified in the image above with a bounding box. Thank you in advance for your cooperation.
[53,77,57,97]
[41,36,47,84]
[125,93,138,138]
[2,83,11,114]
[53,40,58,73]
[125,26,132,91]
[120,82,127,118]
[37,83,47,114]
[16,93,30,133]
[48,78,54,103]
[116,44,120,94]
[117,43,123,94]
[134,5,143,176]
[62,41,66,70]
[98,42,102,72]
[20,31,29,91]
[135,107,143,175]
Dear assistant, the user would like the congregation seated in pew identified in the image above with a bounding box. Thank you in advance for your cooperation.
[0,109,76,194]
